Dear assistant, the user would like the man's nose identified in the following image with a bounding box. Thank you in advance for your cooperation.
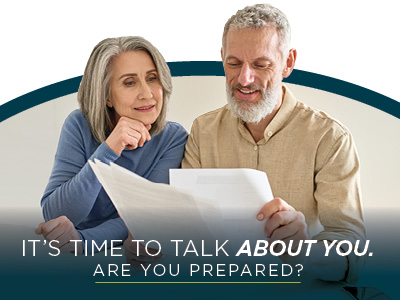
[238,64,255,87]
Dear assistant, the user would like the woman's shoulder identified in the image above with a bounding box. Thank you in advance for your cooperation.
[153,121,188,145]
[163,121,188,138]
[60,109,95,141]
[63,109,91,131]
[64,109,86,124]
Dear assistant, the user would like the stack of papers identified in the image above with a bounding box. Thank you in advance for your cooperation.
[89,159,274,254]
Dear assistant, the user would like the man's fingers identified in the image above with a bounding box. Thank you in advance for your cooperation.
[268,219,300,241]
[265,212,307,241]
[264,210,300,238]
[257,197,295,221]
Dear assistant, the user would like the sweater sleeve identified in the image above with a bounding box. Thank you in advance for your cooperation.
[146,122,188,184]
[40,111,120,225]
[72,121,187,253]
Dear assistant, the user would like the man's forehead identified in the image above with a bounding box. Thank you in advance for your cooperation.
[226,26,279,44]
[225,27,282,59]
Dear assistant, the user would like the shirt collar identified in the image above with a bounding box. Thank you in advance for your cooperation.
[236,85,297,144]
[263,85,297,140]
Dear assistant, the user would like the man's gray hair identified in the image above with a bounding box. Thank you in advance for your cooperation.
[222,3,291,54]
[77,36,172,143]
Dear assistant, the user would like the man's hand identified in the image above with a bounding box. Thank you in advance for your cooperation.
[124,232,162,267]
[257,197,348,281]
[106,117,152,156]
[256,197,309,246]
[35,215,82,254]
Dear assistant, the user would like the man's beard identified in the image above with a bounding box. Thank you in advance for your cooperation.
[226,83,280,124]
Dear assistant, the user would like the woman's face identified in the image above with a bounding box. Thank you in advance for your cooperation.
[107,50,163,126]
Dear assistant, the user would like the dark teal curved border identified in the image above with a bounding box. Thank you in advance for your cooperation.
[0,61,399,122]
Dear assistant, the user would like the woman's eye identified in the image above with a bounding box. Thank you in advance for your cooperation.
[148,76,157,82]
[125,81,135,86]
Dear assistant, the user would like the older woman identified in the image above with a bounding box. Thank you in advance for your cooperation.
[35,36,187,254]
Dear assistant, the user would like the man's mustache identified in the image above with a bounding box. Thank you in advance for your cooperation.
[231,83,264,91]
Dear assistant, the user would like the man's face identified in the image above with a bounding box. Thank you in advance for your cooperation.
[223,26,286,123]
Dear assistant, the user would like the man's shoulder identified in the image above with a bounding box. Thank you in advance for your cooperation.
[193,105,234,126]
[293,100,350,137]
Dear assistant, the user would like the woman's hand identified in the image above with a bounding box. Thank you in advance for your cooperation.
[106,117,152,156]
[35,216,83,254]
[124,231,162,267]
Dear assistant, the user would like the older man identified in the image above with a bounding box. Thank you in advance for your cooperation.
[182,4,366,283]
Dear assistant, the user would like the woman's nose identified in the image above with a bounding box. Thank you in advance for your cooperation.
[138,82,152,100]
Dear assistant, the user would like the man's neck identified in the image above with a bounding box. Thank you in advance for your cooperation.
[245,109,277,142]
[244,87,284,143]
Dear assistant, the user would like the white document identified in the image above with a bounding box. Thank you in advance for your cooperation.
[170,168,274,250]
[89,160,273,255]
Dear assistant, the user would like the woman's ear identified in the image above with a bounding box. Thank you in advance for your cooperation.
[282,48,297,79]
[106,99,113,108]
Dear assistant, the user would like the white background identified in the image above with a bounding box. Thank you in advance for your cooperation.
[0,0,399,106]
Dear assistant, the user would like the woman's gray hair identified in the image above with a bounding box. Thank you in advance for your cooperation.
[222,3,291,55]
[77,36,172,143]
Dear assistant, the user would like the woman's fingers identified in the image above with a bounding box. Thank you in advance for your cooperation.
[106,117,151,155]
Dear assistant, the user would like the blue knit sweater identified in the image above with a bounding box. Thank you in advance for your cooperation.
[40,109,188,250]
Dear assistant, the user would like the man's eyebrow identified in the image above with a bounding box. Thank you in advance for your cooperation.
[254,56,271,61]
[225,55,272,61]
[118,69,157,80]
[225,55,239,61]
